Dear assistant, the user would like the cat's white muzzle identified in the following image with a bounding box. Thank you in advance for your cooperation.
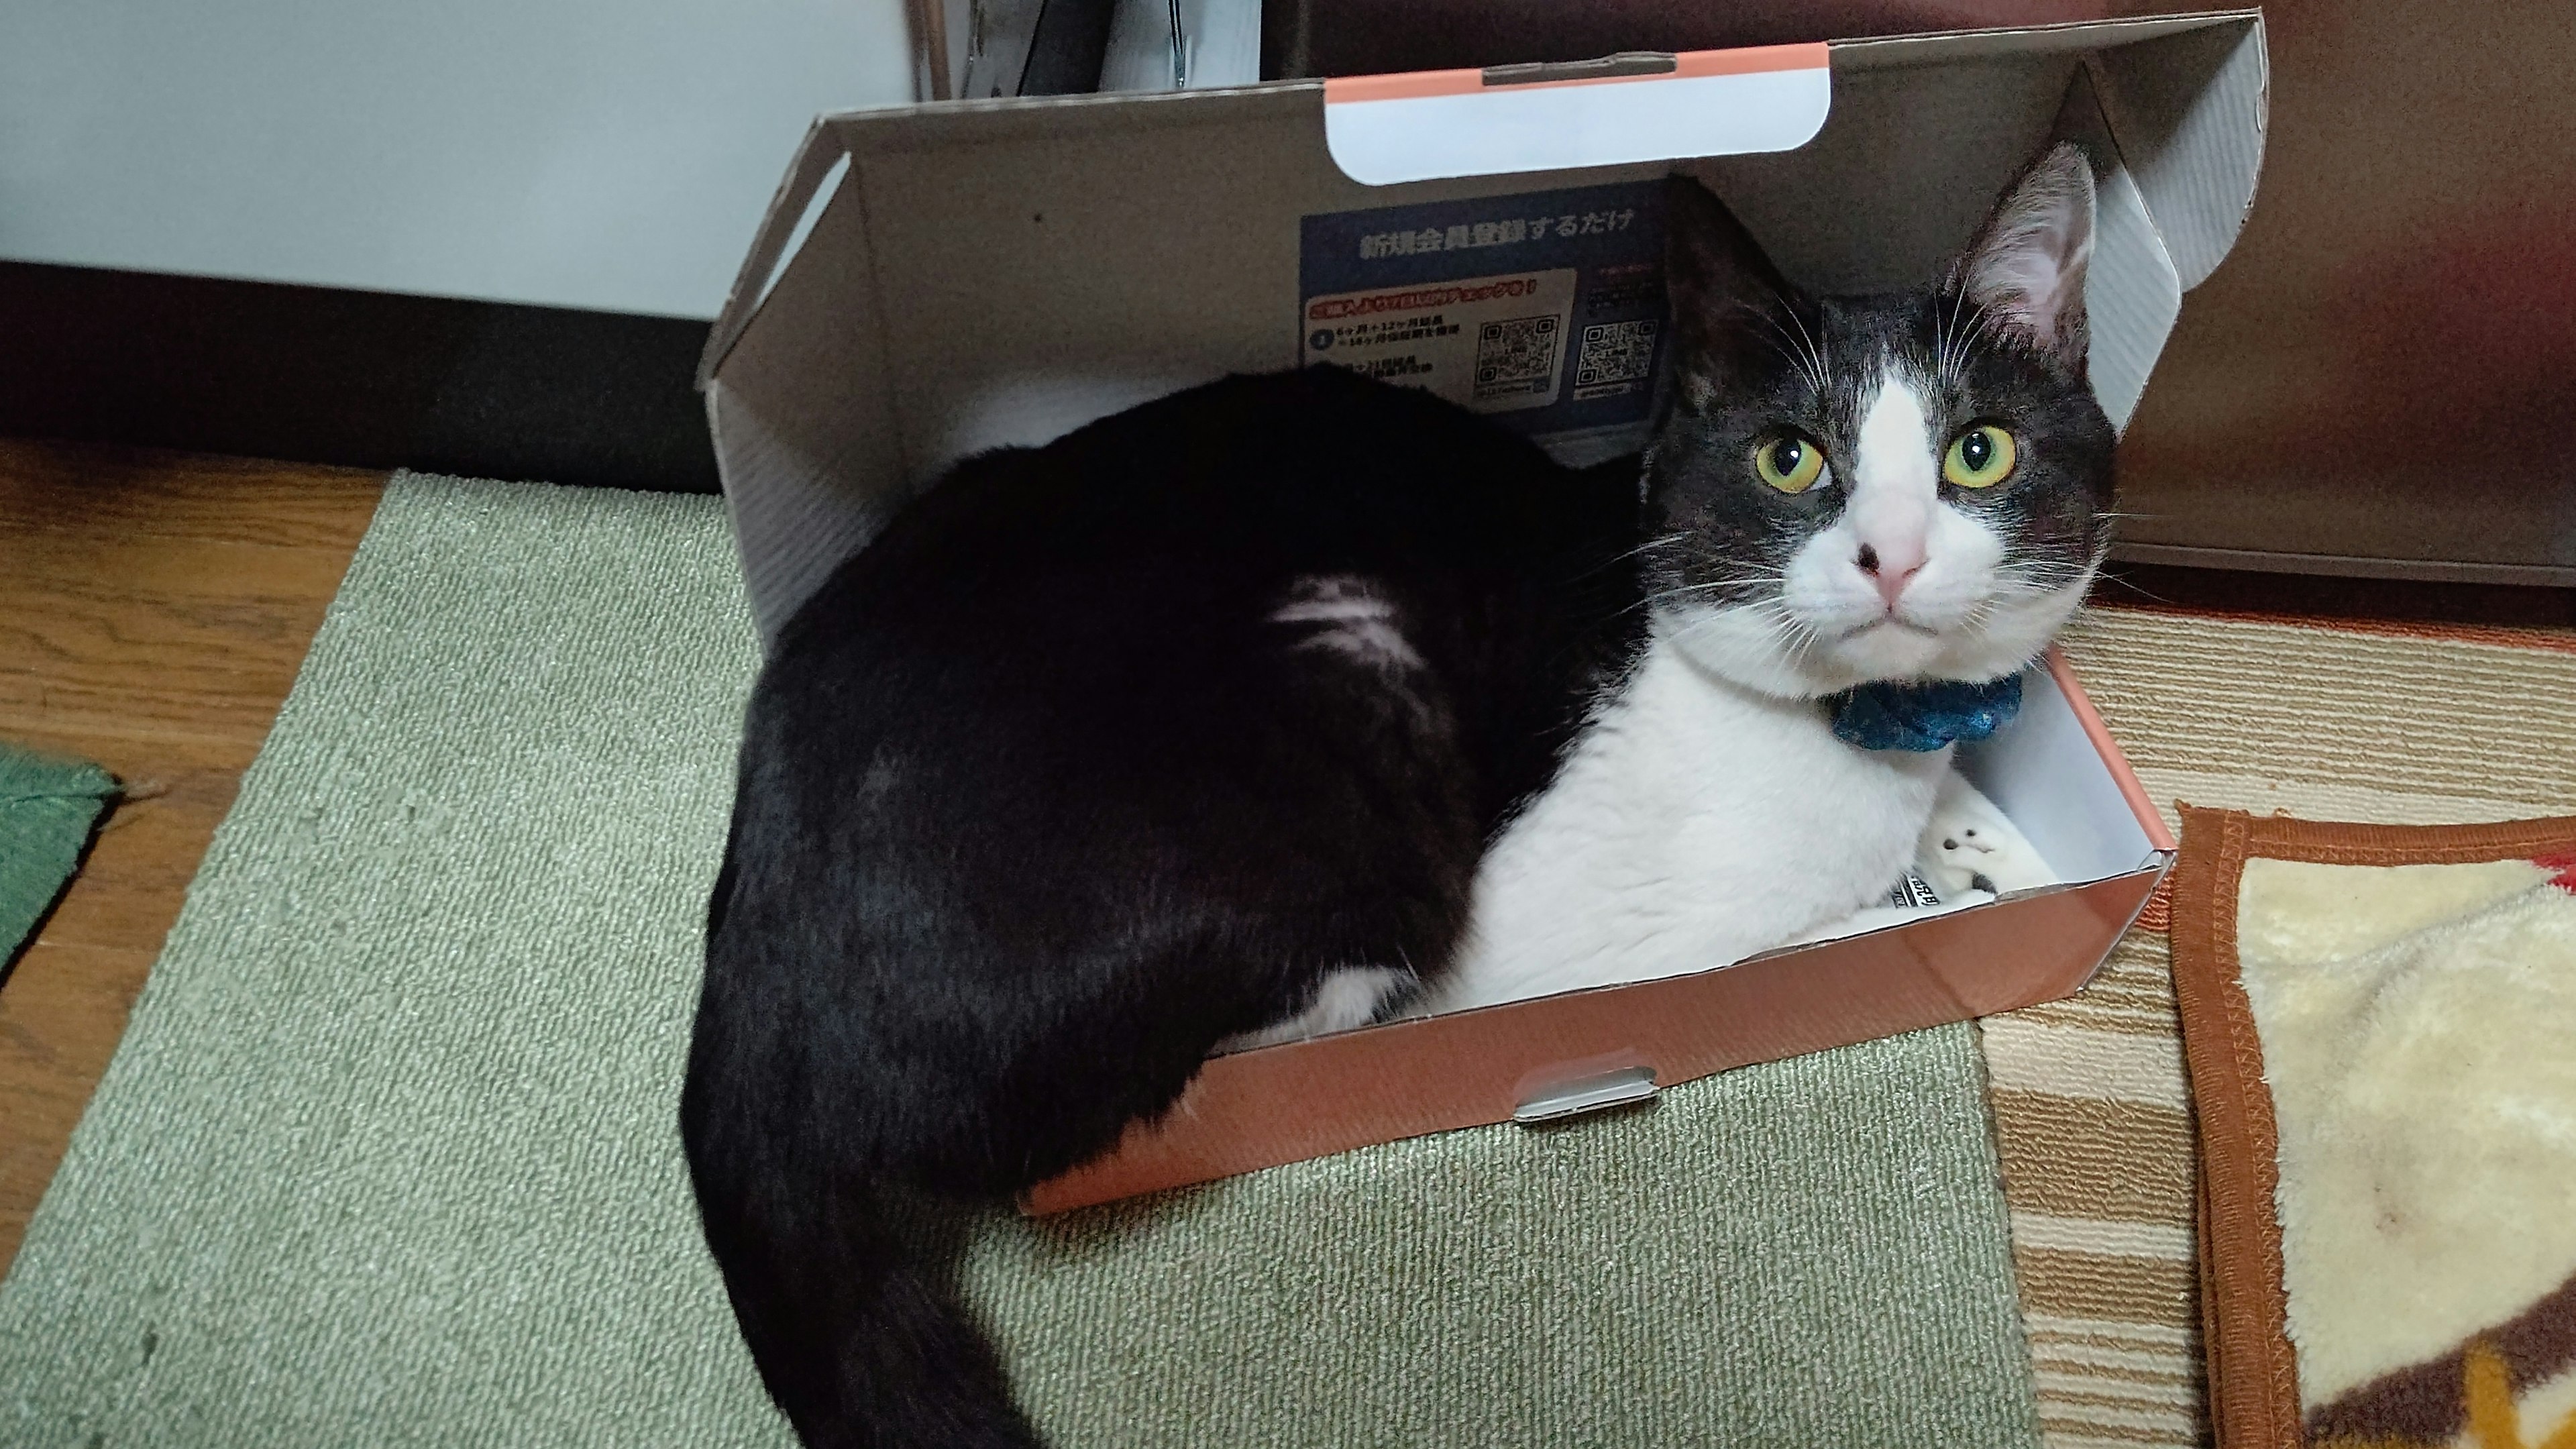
[1658,561,2091,700]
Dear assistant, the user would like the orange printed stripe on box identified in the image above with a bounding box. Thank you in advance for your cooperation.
[1323,44,1831,106]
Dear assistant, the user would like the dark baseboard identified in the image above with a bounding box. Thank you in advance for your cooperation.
[0,260,718,492]
[2096,561,2576,631]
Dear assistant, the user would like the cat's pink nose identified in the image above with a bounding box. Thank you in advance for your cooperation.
[1854,541,1925,612]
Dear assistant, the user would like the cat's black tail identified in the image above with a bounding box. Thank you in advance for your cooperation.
[680,1079,1042,1449]
[684,836,1038,1449]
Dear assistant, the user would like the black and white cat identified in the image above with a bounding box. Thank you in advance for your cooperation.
[683,144,2114,1448]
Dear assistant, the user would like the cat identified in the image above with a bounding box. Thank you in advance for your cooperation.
[682,142,2114,1448]
[1917,770,2057,900]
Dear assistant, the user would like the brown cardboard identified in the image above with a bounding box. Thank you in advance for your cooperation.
[1023,649,2176,1213]
[702,11,2263,641]
[1030,867,2163,1214]
[698,11,2259,1211]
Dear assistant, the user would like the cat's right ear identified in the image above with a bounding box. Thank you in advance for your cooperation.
[1958,143,2095,371]
[1663,176,1801,413]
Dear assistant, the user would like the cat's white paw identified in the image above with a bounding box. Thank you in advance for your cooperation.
[1915,771,2053,898]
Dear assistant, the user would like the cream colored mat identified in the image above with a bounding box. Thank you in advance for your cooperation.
[1979,606,2576,1449]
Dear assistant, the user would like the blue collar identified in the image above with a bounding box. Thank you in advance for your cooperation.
[1827,674,2023,752]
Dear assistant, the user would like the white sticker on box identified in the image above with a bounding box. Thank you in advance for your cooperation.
[1297,180,1668,448]
[1301,268,1576,415]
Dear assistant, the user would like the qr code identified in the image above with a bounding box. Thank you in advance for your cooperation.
[1474,314,1562,399]
[1574,319,1659,397]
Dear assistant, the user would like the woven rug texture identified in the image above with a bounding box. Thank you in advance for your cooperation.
[1977,610,2576,1449]
[0,474,2042,1449]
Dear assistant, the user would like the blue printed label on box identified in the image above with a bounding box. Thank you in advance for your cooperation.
[1299,180,1669,445]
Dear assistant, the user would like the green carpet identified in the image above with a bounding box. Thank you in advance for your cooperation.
[0,474,2041,1448]
[0,745,116,969]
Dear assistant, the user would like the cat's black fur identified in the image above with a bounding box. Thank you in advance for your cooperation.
[684,154,2114,1448]
[683,367,1648,1447]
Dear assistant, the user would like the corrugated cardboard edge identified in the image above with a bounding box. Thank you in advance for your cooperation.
[2085,13,2269,291]
[2166,806,2576,1448]
[702,119,847,389]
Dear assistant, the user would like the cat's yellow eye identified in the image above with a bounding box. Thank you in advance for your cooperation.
[1943,425,2017,488]
[1754,435,1828,494]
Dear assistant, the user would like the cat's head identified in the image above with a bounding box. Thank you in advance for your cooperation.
[1643,144,2114,699]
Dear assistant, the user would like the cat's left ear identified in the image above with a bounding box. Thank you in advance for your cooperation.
[1960,142,2096,372]
[1663,175,1803,413]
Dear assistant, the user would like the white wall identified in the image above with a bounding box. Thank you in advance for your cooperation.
[0,0,915,319]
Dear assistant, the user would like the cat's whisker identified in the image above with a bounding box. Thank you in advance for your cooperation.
[1995,566,2092,594]
[1966,305,2003,360]
[1939,300,1994,384]
[1774,606,1819,666]
[1644,576,1780,608]
[2095,576,2180,606]
[1778,297,1831,394]
[1935,292,1969,389]
[1585,531,1693,576]
[1751,290,1830,394]
[1746,312,1826,395]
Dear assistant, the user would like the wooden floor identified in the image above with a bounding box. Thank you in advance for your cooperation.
[0,439,384,1275]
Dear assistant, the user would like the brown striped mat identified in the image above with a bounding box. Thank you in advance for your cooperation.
[1976,602,2576,1449]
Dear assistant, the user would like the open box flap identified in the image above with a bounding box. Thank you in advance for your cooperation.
[2084,16,2268,290]
[699,11,2261,386]
[701,13,2264,647]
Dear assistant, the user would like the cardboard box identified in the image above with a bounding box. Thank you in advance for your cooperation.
[697,10,2263,1213]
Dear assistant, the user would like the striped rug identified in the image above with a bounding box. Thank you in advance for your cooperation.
[1976,604,2576,1449]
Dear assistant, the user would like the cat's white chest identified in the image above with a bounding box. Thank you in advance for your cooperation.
[1424,634,1948,1014]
